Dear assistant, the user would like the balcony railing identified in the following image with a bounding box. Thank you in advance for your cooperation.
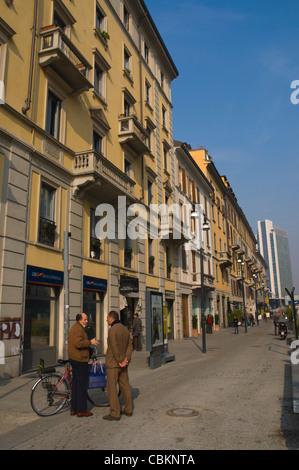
[39,26,93,94]
[39,217,56,247]
[160,212,192,246]
[118,114,150,155]
[73,150,135,199]
[218,251,232,267]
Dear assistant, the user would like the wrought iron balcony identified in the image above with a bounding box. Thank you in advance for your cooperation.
[39,217,56,247]
[39,26,93,94]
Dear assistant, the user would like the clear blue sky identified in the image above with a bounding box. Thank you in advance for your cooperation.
[148,0,299,294]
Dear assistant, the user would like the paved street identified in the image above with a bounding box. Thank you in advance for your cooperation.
[1,320,299,451]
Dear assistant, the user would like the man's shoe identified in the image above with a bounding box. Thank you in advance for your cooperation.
[103,414,120,421]
[121,410,133,416]
[77,412,93,417]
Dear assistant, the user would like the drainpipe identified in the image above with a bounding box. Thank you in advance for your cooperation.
[22,0,38,115]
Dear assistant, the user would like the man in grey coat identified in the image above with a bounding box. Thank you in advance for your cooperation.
[103,310,133,421]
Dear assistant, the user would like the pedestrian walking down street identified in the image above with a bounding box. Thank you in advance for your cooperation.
[104,311,133,421]
[233,315,239,334]
[250,314,255,327]
[68,313,99,417]
[207,314,213,334]
[132,312,142,351]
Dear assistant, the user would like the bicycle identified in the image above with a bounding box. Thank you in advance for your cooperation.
[30,352,110,417]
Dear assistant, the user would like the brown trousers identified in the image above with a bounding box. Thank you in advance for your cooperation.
[106,366,132,418]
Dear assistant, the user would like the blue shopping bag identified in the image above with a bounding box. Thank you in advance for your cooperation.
[88,362,107,388]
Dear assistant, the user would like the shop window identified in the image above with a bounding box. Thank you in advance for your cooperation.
[84,290,104,354]
[24,284,58,351]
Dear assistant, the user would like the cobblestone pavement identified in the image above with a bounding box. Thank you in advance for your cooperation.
[1,321,299,451]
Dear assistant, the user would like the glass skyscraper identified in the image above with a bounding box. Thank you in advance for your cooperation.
[257,220,293,308]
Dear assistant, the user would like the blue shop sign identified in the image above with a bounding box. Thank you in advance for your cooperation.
[27,265,64,286]
[83,276,107,292]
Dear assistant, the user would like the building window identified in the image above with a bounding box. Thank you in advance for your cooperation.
[93,130,102,154]
[46,90,61,140]
[124,158,131,177]
[162,105,167,128]
[148,180,153,206]
[93,48,110,103]
[145,80,151,104]
[144,42,149,64]
[94,64,104,97]
[124,98,130,117]
[163,144,169,172]
[96,5,105,30]
[124,48,131,74]
[39,183,56,246]
[124,232,132,269]
[124,5,130,31]
[148,238,154,274]
[90,208,101,260]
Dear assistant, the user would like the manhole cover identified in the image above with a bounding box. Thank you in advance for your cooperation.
[166,408,199,417]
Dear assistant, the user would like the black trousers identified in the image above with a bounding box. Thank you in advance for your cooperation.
[69,359,89,413]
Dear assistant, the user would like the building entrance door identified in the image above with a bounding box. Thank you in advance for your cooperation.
[23,285,58,371]
[83,291,104,355]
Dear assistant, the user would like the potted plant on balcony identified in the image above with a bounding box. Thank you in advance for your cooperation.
[192,315,198,337]
[97,28,110,41]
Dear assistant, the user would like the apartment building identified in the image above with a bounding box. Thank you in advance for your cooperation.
[190,149,267,325]
[222,176,267,319]
[0,0,179,376]
[189,148,231,328]
[174,142,214,338]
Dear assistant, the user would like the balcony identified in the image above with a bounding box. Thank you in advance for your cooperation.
[118,115,150,155]
[39,26,93,94]
[39,217,56,247]
[191,274,215,291]
[218,251,232,267]
[73,150,135,203]
[160,212,192,246]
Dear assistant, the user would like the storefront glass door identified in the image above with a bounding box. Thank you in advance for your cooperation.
[23,285,58,371]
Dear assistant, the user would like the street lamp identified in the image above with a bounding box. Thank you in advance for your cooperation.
[191,205,210,353]
[237,255,247,333]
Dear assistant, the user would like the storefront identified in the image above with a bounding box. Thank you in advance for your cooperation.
[23,266,64,372]
[83,276,107,355]
[119,275,139,330]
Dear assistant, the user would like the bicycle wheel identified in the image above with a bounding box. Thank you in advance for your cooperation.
[87,385,110,407]
[31,373,70,416]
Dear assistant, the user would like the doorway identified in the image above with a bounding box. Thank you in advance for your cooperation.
[23,284,59,371]
[83,290,104,355]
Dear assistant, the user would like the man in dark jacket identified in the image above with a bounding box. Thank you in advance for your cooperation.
[68,313,99,417]
[103,310,133,421]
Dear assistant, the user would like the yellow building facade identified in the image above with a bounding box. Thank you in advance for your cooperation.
[191,149,267,327]
[0,0,179,376]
